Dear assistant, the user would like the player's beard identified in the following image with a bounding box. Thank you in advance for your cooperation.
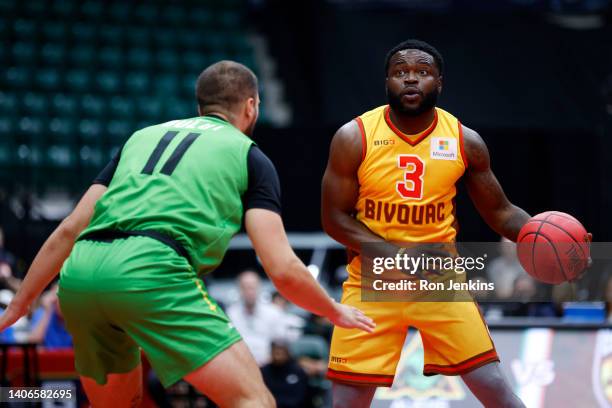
[387,87,439,117]
[245,117,257,136]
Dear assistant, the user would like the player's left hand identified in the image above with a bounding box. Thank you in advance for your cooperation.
[0,300,29,332]
[329,302,376,333]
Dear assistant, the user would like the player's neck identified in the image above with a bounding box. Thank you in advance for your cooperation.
[389,108,436,135]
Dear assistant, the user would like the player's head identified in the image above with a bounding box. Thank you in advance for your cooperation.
[196,61,260,136]
[384,39,444,117]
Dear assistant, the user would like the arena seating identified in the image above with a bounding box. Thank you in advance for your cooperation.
[0,0,259,191]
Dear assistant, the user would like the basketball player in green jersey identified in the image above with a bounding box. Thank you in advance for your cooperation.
[0,61,375,407]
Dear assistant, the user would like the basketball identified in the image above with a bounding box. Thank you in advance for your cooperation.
[516,211,590,284]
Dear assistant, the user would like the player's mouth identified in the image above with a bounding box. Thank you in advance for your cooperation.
[401,88,421,102]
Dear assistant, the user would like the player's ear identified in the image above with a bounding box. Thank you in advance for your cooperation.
[437,75,443,94]
[245,97,256,120]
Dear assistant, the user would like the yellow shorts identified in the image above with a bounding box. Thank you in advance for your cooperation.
[327,277,498,387]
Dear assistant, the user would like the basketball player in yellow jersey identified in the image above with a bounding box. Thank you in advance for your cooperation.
[322,39,528,407]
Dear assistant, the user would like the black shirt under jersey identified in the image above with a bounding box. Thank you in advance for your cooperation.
[93,144,282,215]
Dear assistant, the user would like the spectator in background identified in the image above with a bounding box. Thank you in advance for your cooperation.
[486,237,526,299]
[261,339,309,408]
[0,226,20,292]
[28,283,72,348]
[227,270,290,366]
[505,275,558,317]
[271,291,305,341]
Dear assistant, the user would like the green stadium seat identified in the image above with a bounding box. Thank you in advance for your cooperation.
[47,144,77,168]
[109,3,130,23]
[80,94,107,118]
[70,46,96,67]
[5,67,32,89]
[177,29,200,50]
[12,42,36,64]
[126,27,149,46]
[133,4,158,25]
[52,1,76,19]
[13,19,37,39]
[217,11,241,28]
[106,120,132,142]
[36,69,61,91]
[155,49,178,71]
[160,5,185,25]
[79,145,104,168]
[156,74,178,95]
[48,117,77,142]
[81,1,104,20]
[18,116,45,136]
[71,23,96,42]
[42,21,68,41]
[41,44,66,65]
[152,30,177,48]
[108,96,134,118]
[51,94,78,117]
[98,47,123,67]
[78,118,103,141]
[66,70,90,92]
[23,0,46,17]
[0,117,15,135]
[0,92,18,115]
[0,137,13,166]
[127,48,152,69]
[136,97,163,120]
[96,71,121,94]
[99,25,123,45]
[125,72,149,94]
[188,8,213,26]
[183,52,207,73]
[22,93,48,116]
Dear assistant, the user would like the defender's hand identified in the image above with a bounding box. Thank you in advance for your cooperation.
[329,302,375,333]
[0,300,28,332]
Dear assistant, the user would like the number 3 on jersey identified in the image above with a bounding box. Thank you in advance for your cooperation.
[396,155,425,199]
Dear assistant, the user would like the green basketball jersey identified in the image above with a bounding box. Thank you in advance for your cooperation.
[80,116,254,275]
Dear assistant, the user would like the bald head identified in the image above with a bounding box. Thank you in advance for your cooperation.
[196,61,258,116]
[238,270,261,308]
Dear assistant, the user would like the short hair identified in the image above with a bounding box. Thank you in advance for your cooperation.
[195,61,258,112]
[384,39,444,76]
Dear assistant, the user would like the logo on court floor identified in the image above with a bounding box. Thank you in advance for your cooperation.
[430,137,457,161]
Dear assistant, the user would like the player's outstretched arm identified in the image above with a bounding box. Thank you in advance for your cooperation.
[245,208,375,333]
[462,125,530,241]
[321,121,388,252]
[0,184,107,331]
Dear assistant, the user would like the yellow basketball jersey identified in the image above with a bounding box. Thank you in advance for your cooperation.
[355,105,467,244]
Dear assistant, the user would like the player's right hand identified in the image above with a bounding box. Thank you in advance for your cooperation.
[0,301,28,332]
[329,302,376,333]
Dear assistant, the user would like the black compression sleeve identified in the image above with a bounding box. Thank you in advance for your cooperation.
[242,146,282,214]
[92,149,121,186]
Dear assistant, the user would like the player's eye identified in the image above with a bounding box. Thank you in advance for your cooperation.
[419,70,429,76]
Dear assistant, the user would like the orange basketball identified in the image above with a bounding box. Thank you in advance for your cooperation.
[516,211,590,284]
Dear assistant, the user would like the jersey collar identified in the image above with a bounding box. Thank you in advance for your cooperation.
[384,105,438,146]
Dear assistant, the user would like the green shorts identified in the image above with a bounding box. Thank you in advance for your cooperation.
[58,236,241,387]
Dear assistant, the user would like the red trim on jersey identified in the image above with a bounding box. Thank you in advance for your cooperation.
[423,349,499,376]
[458,120,468,168]
[327,368,394,386]
[355,117,367,161]
[384,105,438,146]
